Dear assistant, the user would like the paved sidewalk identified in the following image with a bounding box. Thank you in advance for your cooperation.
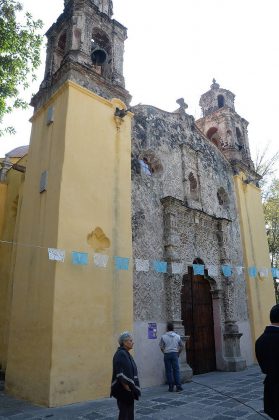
[0,365,269,419]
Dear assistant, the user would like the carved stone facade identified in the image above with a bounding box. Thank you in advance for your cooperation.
[131,102,251,386]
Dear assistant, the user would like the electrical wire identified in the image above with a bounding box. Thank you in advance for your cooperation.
[192,379,268,419]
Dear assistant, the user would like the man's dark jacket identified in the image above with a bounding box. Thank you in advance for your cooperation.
[255,326,279,419]
[111,347,141,403]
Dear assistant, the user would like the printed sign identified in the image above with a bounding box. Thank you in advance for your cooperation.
[148,323,157,339]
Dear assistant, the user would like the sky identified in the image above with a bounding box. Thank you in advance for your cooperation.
[1,0,278,172]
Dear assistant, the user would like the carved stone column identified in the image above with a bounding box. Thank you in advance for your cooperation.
[161,197,193,382]
[222,279,246,371]
[173,318,193,383]
[217,220,246,371]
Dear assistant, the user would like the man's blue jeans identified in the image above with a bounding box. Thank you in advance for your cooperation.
[164,352,181,387]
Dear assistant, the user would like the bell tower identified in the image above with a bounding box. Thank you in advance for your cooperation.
[5,0,133,407]
[197,81,276,354]
[32,0,130,110]
[196,80,254,173]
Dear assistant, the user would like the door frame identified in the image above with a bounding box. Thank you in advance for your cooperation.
[181,265,224,372]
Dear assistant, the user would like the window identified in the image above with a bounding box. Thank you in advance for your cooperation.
[139,152,163,176]
[217,95,225,108]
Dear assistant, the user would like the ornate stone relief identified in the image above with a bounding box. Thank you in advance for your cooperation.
[131,103,249,373]
[164,274,183,321]
[133,272,166,321]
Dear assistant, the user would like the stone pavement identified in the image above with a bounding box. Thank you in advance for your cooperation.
[0,365,270,419]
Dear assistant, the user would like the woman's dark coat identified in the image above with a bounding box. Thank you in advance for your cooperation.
[255,326,279,419]
[111,347,141,404]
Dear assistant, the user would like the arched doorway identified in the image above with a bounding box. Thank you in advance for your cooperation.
[181,266,216,374]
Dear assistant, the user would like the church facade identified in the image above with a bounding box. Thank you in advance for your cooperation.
[0,0,275,406]
[132,96,251,385]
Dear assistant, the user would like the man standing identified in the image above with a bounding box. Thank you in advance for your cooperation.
[159,322,183,392]
[111,332,141,420]
[255,304,279,420]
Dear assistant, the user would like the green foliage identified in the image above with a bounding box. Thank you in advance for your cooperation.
[0,0,43,135]
[264,178,279,269]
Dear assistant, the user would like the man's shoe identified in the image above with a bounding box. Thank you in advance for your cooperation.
[168,386,174,392]
[176,386,183,392]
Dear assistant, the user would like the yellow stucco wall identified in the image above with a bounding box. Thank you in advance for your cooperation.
[5,81,133,406]
[234,173,275,345]
[0,157,23,165]
[0,183,7,238]
[0,157,27,372]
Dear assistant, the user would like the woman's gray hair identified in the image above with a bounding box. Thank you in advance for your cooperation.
[118,331,133,346]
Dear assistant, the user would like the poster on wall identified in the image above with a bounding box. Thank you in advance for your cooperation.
[148,323,157,339]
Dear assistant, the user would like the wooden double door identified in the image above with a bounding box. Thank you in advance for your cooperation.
[181,267,216,374]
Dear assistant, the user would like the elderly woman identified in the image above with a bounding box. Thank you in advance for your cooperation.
[111,332,141,420]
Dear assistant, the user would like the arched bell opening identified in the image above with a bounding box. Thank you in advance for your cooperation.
[91,48,107,66]
[217,94,225,108]
[91,28,111,77]
[58,32,67,52]
[206,127,221,149]
[235,127,244,151]
[53,30,68,73]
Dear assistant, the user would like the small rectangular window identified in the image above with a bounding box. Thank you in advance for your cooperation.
[46,107,54,125]
[40,171,48,193]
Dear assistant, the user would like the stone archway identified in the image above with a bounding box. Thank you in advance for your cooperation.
[181,266,216,374]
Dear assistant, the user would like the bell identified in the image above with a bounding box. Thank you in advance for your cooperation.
[91,48,107,65]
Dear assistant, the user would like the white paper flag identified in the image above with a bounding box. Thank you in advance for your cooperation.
[94,253,109,268]
[171,262,184,274]
[48,248,65,262]
[259,268,269,278]
[235,266,243,275]
[207,265,218,277]
[135,259,149,272]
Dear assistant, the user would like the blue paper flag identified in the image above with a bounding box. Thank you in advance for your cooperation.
[72,251,88,265]
[248,266,257,278]
[193,264,205,276]
[114,257,129,271]
[222,265,232,277]
[153,260,167,273]
[271,267,278,278]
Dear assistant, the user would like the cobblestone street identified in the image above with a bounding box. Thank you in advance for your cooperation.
[0,365,269,419]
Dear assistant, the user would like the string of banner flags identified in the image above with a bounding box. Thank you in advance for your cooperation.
[1,239,278,279]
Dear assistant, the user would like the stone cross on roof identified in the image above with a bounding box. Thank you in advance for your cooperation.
[176,98,188,112]
[211,78,220,90]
